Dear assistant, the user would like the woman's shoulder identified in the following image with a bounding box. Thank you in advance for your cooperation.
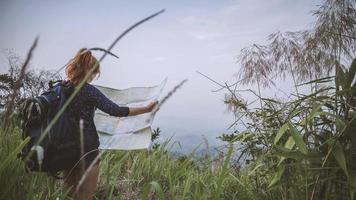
[82,83,102,96]
[86,83,102,90]
[64,80,93,89]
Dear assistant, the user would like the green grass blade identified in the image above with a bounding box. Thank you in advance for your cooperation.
[0,137,29,174]
[274,123,289,145]
[329,139,348,177]
[141,181,164,200]
[288,122,308,154]
[268,165,285,188]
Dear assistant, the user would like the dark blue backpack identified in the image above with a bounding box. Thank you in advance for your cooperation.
[19,80,81,176]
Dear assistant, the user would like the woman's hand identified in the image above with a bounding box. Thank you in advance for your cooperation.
[128,101,159,116]
[146,101,159,112]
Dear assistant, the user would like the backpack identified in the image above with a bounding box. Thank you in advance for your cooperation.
[18,80,82,176]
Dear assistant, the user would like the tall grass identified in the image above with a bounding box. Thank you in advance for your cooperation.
[0,123,273,200]
[0,125,68,200]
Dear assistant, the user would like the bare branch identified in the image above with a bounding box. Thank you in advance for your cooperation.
[4,37,38,125]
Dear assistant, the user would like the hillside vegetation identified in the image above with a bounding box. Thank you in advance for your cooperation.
[0,0,355,199]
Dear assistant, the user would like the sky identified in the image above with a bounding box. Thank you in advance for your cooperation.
[0,0,322,152]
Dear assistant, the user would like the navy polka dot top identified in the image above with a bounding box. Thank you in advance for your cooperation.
[71,82,129,150]
[74,83,129,119]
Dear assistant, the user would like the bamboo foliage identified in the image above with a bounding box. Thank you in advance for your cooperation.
[237,0,355,87]
[222,58,356,199]
[221,1,356,199]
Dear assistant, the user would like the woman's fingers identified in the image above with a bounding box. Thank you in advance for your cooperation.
[147,101,159,112]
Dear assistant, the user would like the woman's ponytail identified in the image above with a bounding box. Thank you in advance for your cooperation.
[65,48,100,86]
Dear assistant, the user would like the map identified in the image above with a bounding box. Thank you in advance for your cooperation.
[93,79,166,150]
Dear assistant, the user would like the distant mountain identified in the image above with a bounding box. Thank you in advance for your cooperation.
[153,116,228,154]
[161,131,225,155]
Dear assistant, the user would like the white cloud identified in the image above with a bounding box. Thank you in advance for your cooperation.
[194,32,221,41]
[179,0,318,44]
[180,15,197,25]
[151,56,168,62]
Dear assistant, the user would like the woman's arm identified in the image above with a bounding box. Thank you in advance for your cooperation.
[86,84,158,117]
[128,101,158,116]
[86,84,129,117]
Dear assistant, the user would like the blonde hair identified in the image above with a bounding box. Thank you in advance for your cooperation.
[66,48,100,86]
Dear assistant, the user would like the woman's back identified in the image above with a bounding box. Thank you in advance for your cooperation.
[71,82,130,151]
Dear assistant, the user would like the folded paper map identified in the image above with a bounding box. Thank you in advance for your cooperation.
[94,79,167,150]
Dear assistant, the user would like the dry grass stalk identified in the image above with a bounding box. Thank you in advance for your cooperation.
[150,79,188,117]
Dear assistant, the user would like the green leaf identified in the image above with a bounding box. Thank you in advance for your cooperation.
[335,117,347,131]
[274,123,289,145]
[343,116,356,153]
[329,139,348,177]
[297,76,334,86]
[274,144,293,153]
[261,98,281,104]
[285,136,296,149]
[141,181,164,200]
[346,58,356,88]
[300,104,323,126]
[349,169,356,200]
[278,136,295,166]
[288,122,308,154]
[337,65,347,90]
[268,165,285,188]
[274,151,304,161]
[230,174,246,187]
[248,163,265,176]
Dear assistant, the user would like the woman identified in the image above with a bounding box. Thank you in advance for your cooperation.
[64,48,157,199]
